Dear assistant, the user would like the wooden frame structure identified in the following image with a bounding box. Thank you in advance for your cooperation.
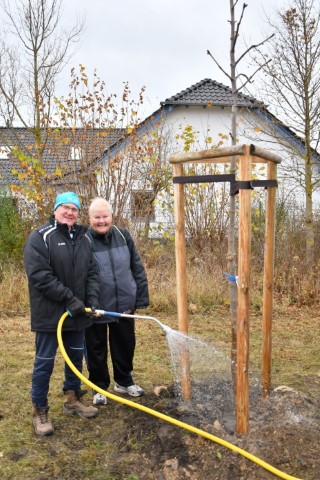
[168,144,282,434]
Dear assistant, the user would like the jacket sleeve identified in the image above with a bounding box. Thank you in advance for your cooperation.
[85,248,100,306]
[122,229,149,309]
[24,230,75,304]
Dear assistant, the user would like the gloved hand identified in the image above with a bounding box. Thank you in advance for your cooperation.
[66,297,86,317]
[88,298,99,316]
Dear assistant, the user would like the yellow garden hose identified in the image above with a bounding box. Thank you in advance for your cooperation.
[57,310,302,480]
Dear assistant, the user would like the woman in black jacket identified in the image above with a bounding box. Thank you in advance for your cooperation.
[85,197,149,405]
[24,192,100,436]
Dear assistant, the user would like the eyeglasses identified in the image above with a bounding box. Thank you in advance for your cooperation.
[60,204,79,213]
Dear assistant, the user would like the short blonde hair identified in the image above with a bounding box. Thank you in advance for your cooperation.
[88,197,113,216]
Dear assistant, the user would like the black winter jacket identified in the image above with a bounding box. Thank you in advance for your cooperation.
[24,216,100,332]
[87,226,149,322]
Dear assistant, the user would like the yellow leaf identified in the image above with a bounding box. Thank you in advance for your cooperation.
[18,173,28,180]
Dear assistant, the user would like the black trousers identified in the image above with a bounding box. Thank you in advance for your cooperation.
[85,318,136,390]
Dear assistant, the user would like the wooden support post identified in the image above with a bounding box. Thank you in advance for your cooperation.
[169,144,281,426]
[172,163,191,400]
[262,161,277,397]
[236,146,252,435]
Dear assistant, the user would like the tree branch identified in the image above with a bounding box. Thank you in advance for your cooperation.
[236,34,274,67]
[207,50,232,81]
[235,58,272,91]
[232,3,248,51]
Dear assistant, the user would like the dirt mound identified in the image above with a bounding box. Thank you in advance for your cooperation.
[103,378,320,479]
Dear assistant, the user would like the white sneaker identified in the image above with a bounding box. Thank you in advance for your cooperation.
[92,393,107,405]
[114,383,144,397]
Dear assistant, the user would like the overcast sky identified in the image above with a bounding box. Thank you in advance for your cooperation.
[57,0,287,119]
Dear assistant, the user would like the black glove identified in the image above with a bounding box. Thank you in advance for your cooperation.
[88,298,99,315]
[66,297,86,317]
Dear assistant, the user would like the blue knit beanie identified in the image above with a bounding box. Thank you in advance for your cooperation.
[54,192,81,211]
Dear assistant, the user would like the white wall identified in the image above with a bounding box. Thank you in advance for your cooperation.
[162,104,313,208]
[99,103,318,236]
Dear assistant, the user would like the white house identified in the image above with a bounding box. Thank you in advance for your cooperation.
[98,78,320,235]
[1,78,318,231]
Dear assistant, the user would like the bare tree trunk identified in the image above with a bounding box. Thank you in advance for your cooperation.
[228,0,238,393]
[305,105,314,265]
[305,159,314,265]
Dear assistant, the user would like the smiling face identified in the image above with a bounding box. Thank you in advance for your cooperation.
[89,199,113,235]
[54,203,79,229]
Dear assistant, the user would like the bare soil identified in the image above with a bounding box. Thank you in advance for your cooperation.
[83,378,319,480]
[25,376,318,480]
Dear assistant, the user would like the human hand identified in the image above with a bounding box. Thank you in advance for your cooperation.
[89,299,101,317]
[66,297,86,317]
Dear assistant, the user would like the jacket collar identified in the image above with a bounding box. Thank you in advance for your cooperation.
[89,226,112,240]
[49,214,79,237]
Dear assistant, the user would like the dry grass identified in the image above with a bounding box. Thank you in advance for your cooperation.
[0,253,319,478]
[0,264,29,317]
[0,301,319,479]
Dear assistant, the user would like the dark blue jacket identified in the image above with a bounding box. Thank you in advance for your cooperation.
[87,226,149,322]
[24,216,99,332]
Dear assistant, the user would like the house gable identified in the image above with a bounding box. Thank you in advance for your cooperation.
[104,78,305,159]
[161,78,264,108]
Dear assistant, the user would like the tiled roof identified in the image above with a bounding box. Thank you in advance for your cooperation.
[0,127,125,187]
[0,79,270,189]
[161,78,264,108]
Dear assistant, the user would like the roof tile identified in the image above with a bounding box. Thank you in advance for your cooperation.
[161,78,264,107]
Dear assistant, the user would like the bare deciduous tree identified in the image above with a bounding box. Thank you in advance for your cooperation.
[252,0,320,264]
[53,65,174,241]
[0,0,84,131]
[0,0,84,216]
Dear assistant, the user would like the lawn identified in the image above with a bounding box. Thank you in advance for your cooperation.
[0,305,319,479]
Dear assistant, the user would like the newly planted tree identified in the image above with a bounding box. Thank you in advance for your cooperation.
[207,1,273,386]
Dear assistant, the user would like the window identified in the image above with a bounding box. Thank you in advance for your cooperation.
[0,145,11,159]
[131,190,155,221]
[70,146,82,160]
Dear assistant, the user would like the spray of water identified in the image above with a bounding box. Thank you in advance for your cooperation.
[163,327,236,424]
[123,312,259,427]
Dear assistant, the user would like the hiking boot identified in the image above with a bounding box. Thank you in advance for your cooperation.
[114,383,144,397]
[32,405,54,436]
[92,392,108,405]
[63,390,99,418]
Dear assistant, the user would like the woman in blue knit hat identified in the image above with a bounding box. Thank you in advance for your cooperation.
[24,192,100,436]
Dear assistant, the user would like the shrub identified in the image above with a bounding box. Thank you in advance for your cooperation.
[0,194,27,266]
